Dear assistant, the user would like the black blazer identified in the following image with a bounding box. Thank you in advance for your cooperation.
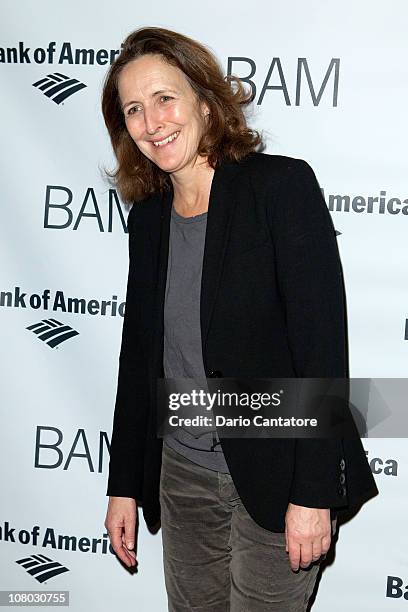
[106,152,379,533]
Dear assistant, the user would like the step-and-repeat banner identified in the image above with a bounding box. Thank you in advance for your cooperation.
[1,1,407,610]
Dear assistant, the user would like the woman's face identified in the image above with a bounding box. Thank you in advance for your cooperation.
[117,53,210,175]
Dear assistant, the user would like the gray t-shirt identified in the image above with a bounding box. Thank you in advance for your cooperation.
[163,205,230,473]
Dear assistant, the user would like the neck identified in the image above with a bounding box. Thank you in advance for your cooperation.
[169,156,215,217]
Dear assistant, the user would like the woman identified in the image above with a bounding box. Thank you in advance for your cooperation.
[102,26,378,611]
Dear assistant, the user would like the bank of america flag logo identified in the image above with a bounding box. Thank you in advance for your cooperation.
[26,318,79,348]
[32,72,86,104]
[16,554,69,583]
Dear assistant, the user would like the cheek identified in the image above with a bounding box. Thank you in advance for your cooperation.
[125,119,143,141]
[166,100,198,125]
[165,105,185,123]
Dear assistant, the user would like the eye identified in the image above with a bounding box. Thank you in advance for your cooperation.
[126,105,142,116]
[160,95,173,103]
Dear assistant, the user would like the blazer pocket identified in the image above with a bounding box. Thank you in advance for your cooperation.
[233,238,272,258]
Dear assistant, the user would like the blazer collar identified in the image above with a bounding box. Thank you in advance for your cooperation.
[152,157,244,374]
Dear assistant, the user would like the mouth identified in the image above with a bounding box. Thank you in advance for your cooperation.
[150,130,180,148]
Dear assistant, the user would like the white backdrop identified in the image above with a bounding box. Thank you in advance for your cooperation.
[1,1,407,610]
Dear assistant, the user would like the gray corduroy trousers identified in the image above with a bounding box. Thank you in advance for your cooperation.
[159,442,337,611]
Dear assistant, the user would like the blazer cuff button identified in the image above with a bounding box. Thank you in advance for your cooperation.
[208,370,223,378]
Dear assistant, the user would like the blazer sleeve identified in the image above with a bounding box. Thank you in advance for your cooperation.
[106,204,148,502]
[267,158,351,508]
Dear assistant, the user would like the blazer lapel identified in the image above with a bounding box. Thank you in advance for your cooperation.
[151,158,243,377]
[151,185,172,377]
[200,161,242,361]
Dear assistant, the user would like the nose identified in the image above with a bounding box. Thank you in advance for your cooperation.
[143,106,163,136]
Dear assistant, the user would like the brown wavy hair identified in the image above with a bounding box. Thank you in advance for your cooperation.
[101,26,263,203]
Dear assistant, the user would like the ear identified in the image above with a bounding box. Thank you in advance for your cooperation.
[200,100,211,118]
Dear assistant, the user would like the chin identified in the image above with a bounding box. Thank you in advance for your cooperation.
[150,159,173,172]
[155,157,184,173]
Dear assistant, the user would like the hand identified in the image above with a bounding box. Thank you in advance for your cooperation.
[285,503,331,571]
[104,496,137,568]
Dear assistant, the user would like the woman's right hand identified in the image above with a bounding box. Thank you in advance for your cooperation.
[104,496,137,567]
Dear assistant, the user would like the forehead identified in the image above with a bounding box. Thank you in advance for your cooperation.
[117,54,190,98]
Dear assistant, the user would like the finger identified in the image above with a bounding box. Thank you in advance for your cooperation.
[109,525,124,555]
[120,532,137,558]
[124,514,137,565]
[299,542,313,569]
[110,526,136,568]
[124,521,135,552]
[287,538,301,572]
[285,526,289,553]
[321,534,331,556]
[122,542,137,564]
[109,526,133,566]
[118,541,137,567]
[120,531,137,563]
[120,547,136,567]
[312,540,322,561]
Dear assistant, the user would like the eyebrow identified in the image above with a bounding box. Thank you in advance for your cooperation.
[121,89,178,111]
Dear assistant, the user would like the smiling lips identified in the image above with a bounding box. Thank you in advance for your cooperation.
[151,130,180,147]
